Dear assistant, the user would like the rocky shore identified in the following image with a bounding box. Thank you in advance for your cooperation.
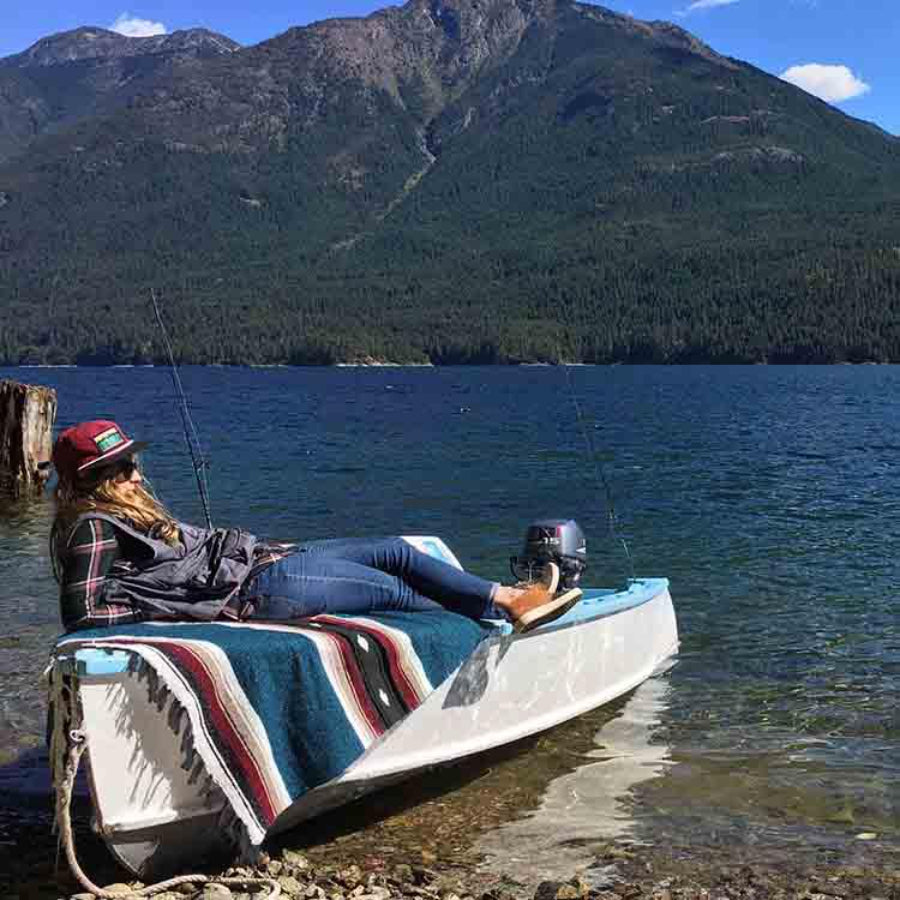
[2,744,898,900]
[2,703,896,900]
[2,797,897,900]
[45,841,900,900]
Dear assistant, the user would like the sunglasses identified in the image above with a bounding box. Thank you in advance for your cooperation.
[113,458,140,480]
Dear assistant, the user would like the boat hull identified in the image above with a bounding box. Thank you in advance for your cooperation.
[270,579,678,835]
[61,576,678,877]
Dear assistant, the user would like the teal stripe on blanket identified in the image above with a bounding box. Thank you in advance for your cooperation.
[60,609,488,820]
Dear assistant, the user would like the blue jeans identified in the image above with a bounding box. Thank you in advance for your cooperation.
[246,537,499,622]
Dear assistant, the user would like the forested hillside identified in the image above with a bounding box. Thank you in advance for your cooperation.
[1,0,899,364]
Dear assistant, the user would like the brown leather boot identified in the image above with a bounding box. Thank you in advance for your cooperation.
[507,563,583,633]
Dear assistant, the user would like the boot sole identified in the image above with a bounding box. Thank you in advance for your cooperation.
[513,588,583,633]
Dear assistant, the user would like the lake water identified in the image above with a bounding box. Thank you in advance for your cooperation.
[0,365,897,882]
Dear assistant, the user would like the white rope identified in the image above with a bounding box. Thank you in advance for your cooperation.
[53,721,280,898]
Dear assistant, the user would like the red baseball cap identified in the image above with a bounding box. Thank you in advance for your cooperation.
[52,420,147,482]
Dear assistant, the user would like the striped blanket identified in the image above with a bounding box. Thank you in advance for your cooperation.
[54,611,487,845]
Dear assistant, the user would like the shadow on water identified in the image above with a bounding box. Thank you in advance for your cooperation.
[272,736,543,854]
[0,688,643,897]
[288,667,900,884]
[475,677,673,883]
[278,688,643,870]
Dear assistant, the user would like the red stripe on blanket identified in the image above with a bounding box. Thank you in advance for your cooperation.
[81,637,277,829]
[165,643,278,826]
[312,615,423,711]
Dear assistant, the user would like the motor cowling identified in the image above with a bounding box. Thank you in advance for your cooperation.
[510,518,587,590]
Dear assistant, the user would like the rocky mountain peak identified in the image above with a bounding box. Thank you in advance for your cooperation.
[2,26,240,69]
[645,19,737,69]
[412,0,556,32]
[259,0,552,122]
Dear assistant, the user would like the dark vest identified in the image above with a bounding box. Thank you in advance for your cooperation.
[71,512,259,620]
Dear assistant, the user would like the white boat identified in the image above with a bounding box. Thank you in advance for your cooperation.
[48,537,678,879]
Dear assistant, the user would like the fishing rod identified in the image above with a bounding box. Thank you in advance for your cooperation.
[150,289,214,530]
[558,353,636,584]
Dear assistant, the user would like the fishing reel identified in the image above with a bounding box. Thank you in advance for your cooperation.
[510,518,587,590]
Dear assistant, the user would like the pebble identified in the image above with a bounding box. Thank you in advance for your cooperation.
[225,867,255,879]
[534,882,565,900]
[46,832,900,900]
[282,850,312,869]
[809,884,845,898]
[340,866,364,888]
[554,887,581,900]
[278,875,307,896]
[412,867,437,885]
[200,884,234,900]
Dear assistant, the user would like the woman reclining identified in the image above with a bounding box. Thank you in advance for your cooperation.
[50,420,583,635]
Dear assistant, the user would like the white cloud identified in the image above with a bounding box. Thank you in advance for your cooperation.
[780,63,871,103]
[682,0,739,13]
[675,0,738,17]
[110,12,167,37]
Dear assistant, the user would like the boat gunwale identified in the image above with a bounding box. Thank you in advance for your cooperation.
[59,577,672,677]
[500,576,670,640]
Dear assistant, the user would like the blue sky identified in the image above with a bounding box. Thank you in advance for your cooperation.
[2,0,897,135]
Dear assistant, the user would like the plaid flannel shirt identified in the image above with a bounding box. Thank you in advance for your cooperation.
[57,518,296,632]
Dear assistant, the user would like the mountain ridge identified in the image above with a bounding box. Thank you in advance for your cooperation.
[1,0,899,365]
[0,27,240,69]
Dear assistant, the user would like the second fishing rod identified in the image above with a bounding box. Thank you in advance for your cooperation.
[150,290,214,530]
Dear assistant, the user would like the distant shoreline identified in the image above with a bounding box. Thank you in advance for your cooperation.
[3,360,895,369]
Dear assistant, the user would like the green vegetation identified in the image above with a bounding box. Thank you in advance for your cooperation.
[1,1,899,365]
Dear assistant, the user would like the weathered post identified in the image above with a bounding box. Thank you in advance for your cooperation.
[0,379,58,499]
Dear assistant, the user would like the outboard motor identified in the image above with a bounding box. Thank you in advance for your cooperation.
[510,518,587,590]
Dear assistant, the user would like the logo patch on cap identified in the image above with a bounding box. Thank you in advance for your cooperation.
[95,427,125,453]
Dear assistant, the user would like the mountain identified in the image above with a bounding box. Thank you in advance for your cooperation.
[0,27,239,69]
[1,0,899,365]
[0,28,239,162]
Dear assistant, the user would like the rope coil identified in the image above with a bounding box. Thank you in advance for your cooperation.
[51,667,280,899]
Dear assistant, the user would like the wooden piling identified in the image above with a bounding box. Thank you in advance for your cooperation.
[0,379,58,499]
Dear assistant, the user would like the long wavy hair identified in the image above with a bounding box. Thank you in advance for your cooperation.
[51,464,180,578]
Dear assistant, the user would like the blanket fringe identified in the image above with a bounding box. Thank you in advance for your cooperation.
[131,651,266,848]
[50,655,279,899]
